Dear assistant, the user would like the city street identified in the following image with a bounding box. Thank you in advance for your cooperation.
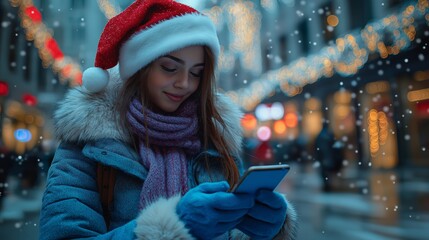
[280,163,429,240]
[1,0,428,239]
[1,162,429,239]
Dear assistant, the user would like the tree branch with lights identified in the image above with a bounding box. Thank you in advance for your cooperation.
[9,0,82,86]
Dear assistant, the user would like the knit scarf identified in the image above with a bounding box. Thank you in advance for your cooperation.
[127,98,201,209]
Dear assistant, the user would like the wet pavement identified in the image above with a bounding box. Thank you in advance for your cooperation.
[279,162,429,240]
[0,177,43,240]
[1,163,428,239]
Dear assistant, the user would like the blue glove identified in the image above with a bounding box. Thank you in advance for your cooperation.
[237,189,287,239]
[177,181,254,239]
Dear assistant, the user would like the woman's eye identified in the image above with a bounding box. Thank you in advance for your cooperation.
[161,65,176,72]
[190,71,203,78]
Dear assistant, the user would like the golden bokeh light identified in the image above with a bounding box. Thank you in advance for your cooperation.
[327,15,339,27]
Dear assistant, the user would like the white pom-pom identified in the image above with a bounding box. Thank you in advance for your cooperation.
[82,67,109,93]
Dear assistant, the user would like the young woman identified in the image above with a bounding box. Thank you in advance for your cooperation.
[39,0,297,239]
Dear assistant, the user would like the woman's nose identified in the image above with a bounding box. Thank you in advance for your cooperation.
[174,71,189,89]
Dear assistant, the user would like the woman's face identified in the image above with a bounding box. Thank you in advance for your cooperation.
[146,45,204,113]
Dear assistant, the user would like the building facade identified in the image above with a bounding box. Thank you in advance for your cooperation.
[0,0,106,154]
[209,0,429,169]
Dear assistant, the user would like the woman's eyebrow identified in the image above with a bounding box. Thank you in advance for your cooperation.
[164,55,204,67]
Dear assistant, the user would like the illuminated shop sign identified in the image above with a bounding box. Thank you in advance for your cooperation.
[255,102,284,121]
[14,129,32,142]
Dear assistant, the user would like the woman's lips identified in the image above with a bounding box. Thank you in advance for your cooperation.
[165,92,184,102]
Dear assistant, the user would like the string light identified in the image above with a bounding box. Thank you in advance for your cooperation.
[12,0,426,98]
[261,0,277,12]
[224,1,262,75]
[97,0,120,19]
[9,0,82,86]
[227,1,429,111]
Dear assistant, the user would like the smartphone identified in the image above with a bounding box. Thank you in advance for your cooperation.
[229,164,290,194]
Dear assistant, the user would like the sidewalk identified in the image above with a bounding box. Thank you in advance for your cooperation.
[0,177,44,240]
[279,162,429,240]
[1,162,428,240]
[0,176,44,222]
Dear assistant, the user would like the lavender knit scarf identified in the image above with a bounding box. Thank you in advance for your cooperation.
[127,99,201,209]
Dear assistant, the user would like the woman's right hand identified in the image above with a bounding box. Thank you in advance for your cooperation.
[176,181,254,239]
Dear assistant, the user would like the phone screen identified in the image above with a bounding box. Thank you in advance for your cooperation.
[230,164,290,194]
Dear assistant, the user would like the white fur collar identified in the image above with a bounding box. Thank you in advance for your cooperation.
[54,67,243,156]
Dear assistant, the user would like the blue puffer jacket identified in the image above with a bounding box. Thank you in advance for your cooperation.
[39,68,298,240]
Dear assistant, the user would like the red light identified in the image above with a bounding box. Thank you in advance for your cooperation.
[254,141,274,163]
[0,81,9,96]
[25,6,42,23]
[74,72,83,85]
[46,38,64,60]
[416,100,429,117]
[23,93,37,106]
[61,64,72,78]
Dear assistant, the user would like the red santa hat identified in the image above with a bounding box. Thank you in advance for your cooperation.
[82,0,220,93]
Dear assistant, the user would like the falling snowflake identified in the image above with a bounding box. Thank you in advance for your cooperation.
[1,21,10,28]
[15,222,22,229]
[313,161,320,168]
[304,92,311,99]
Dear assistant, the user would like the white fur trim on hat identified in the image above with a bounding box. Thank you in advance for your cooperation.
[119,14,220,81]
[82,67,109,93]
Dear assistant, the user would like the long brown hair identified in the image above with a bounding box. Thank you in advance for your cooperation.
[116,46,239,188]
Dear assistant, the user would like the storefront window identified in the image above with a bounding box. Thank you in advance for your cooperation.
[302,97,322,140]
[361,81,398,168]
[399,70,429,166]
[2,101,43,154]
[329,90,359,165]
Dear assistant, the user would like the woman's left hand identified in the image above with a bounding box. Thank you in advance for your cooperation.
[236,189,287,239]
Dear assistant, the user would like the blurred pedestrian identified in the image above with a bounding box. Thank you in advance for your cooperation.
[315,122,344,192]
[39,1,297,239]
[253,140,275,165]
[0,144,13,210]
[38,140,56,176]
[20,147,40,191]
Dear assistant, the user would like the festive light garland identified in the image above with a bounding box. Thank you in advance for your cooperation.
[97,0,264,76]
[21,0,426,104]
[9,0,82,86]
[223,1,262,75]
[227,0,429,111]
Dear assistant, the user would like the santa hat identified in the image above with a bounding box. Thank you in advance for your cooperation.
[82,0,220,93]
